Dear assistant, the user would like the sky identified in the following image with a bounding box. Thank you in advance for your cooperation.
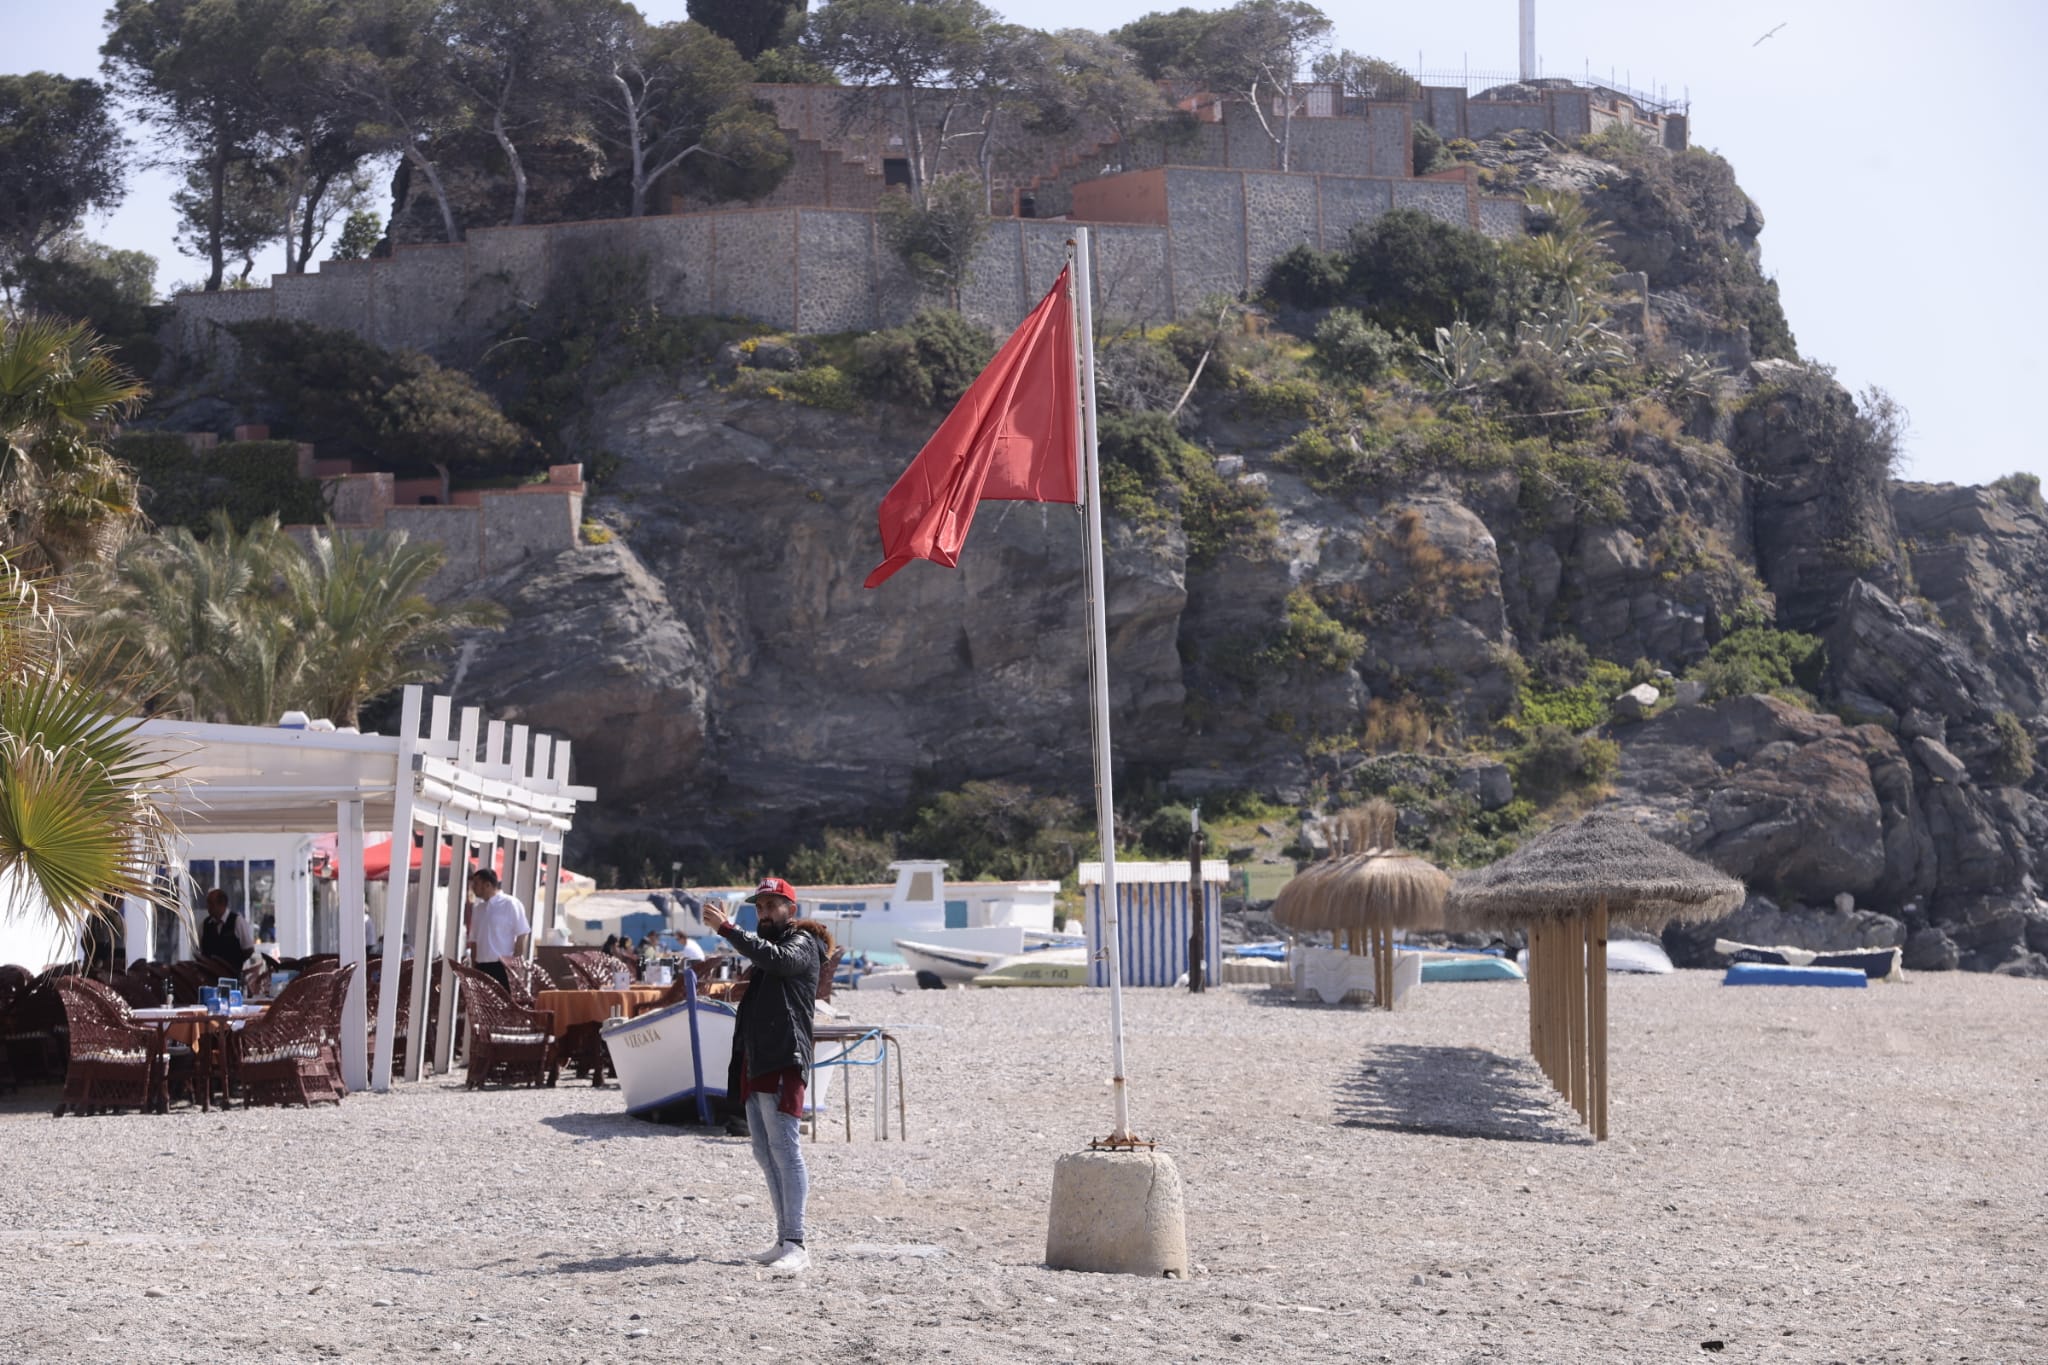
[5,0,2044,487]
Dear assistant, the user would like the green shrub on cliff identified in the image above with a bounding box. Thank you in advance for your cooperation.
[1311,308,1400,383]
[1509,724,1619,801]
[1512,656,1633,733]
[1261,589,1365,673]
[1991,472,2044,514]
[1990,711,2035,786]
[906,780,1091,881]
[1097,411,1275,565]
[1341,209,1506,338]
[228,320,536,482]
[850,309,995,410]
[1262,244,1345,309]
[112,434,329,535]
[1686,626,1824,704]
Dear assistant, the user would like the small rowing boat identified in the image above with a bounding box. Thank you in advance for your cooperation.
[970,948,1089,988]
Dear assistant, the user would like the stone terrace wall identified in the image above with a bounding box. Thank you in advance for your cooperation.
[169,174,1521,360]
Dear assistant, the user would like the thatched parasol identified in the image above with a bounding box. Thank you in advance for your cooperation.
[1444,809,1744,930]
[1272,801,1451,1009]
[1272,850,1450,935]
[1446,810,1747,1141]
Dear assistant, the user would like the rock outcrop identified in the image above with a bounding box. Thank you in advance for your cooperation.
[1892,481,2048,714]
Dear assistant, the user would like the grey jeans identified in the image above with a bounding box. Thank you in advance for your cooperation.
[746,1091,809,1244]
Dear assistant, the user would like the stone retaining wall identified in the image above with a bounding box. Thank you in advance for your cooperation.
[169,169,1521,361]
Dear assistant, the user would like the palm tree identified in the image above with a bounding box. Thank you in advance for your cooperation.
[0,557,176,934]
[288,525,505,728]
[1515,188,1619,304]
[83,512,303,724]
[1,315,173,936]
[0,312,147,572]
[87,515,504,728]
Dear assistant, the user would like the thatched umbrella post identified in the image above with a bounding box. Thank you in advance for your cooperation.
[1272,802,1450,1010]
[1447,813,1743,1139]
[1589,895,1610,1140]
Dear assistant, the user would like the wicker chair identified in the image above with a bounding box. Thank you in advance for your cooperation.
[500,956,547,1007]
[3,970,69,1082]
[565,952,617,989]
[241,953,274,1001]
[52,977,160,1115]
[239,968,350,1107]
[368,959,429,1076]
[453,962,557,1089]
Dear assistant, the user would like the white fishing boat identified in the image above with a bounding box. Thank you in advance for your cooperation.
[970,948,1089,988]
[600,993,739,1116]
[600,992,836,1116]
[793,861,1062,958]
[893,937,1008,983]
[1516,938,1675,975]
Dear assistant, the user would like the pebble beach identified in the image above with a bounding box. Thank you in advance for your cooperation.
[3,972,2044,1363]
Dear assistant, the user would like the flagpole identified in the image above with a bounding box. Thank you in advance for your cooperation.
[1071,228,1133,1144]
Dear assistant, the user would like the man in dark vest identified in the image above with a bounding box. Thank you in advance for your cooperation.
[703,877,828,1274]
[198,888,253,966]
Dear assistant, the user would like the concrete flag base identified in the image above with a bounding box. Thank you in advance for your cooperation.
[1044,1149,1189,1277]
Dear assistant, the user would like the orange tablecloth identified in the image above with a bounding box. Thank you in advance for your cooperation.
[535,988,668,1033]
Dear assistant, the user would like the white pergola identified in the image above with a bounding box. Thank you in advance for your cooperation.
[128,685,594,1093]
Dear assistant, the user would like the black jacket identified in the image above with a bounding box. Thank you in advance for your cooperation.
[720,922,821,1077]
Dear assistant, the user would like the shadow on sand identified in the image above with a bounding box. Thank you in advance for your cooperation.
[538,1110,672,1142]
[1335,1044,1590,1145]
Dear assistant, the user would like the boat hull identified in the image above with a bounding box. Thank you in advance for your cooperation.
[893,938,1005,982]
[971,950,1088,988]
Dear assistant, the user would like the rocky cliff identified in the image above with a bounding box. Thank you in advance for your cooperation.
[177,128,2048,972]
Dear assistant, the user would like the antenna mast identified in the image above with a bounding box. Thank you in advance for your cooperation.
[1519,0,1536,82]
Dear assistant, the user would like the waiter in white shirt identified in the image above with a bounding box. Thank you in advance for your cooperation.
[463,867,529,991]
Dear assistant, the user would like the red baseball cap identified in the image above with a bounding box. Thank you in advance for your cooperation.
[745,877,798,905]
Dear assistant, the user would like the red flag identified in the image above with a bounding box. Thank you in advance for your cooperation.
[864,268,1078,588]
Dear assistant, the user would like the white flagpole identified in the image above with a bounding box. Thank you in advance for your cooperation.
[1071,228,1134,1143]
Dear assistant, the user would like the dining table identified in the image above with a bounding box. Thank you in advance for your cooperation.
[130,1004,269,1113]
[533,987,672,1034]
[534,987,671,1085]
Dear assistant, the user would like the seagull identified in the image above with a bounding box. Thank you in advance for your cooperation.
[1753,22,1787,46]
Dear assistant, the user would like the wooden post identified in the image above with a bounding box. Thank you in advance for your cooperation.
[1525,925,1540,1070]
[1591,897,1610,1141]
[1564,916,1581,1121]
[1537,920,1555,1089]
[1384,924,1396,1010]
[1529,921,1547,1084]
[1187,823,1206,993]
[1543,920,1559,1089]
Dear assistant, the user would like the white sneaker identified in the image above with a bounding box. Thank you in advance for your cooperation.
[766,1242,810,1273]
[747,1241,786,1264]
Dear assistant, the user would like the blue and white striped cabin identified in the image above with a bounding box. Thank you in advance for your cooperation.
[1080,861,1229,987]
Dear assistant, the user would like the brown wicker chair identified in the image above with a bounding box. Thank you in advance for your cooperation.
[3,970,69,1082]
[368,959,432,1076]
[238,968,350,1107]
[564,952,617,989]
[453,962,557,1088]
[501,957,545,1007]
[53,978,160,1115]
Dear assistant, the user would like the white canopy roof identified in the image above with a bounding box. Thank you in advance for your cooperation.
[129,699,593,843]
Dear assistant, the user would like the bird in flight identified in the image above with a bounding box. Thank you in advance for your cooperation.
[1753,22,1787,46]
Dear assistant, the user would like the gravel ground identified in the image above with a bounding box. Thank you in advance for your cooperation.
[3,972,2044,1363]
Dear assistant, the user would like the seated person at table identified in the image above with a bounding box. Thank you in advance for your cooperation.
[199,888,255,966]
[463,869,528,991]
